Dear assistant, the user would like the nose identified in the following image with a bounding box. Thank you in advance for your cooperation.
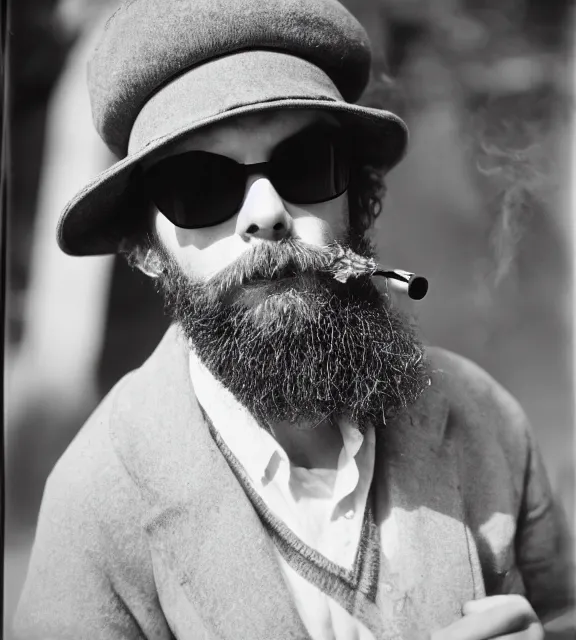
[235,177,293,241]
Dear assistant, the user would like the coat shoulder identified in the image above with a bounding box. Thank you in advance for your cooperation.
[46,372,145,533]
[14,373,167,639]
[425,345,530,451]
[423,346,532,519]
[427,346,521,408]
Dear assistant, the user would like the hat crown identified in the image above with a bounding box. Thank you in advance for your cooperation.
[89,0,372,156]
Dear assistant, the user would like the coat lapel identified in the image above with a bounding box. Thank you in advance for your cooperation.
[373,377,485,639]
[110,325,309,640]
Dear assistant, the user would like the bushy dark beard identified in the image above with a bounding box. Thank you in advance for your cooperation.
[154,237,429,429]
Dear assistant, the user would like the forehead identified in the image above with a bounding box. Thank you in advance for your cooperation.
[152,109,340,160]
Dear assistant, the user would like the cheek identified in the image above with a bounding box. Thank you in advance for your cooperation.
[154,211,245,278]
[288,192,349,244]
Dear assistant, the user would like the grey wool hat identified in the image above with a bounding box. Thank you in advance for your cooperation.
[58,0,409,256]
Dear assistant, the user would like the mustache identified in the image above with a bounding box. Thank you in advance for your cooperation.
[201,239,372,301]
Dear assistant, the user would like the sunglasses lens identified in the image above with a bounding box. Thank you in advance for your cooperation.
[143,124,350,230]
[270,125,350,204]
[144,152,244,228]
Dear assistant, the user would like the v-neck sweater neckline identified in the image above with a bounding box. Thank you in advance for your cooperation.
[206,418,383,628]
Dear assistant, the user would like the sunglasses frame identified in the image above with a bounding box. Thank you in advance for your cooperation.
[140,122,352,230]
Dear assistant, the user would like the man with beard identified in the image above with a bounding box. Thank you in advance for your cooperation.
[15,0,573,639]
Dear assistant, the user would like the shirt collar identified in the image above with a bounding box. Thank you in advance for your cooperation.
[188,349,370,500]
[189,349,286,486]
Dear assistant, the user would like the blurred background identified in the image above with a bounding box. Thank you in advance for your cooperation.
[3,0,575,636]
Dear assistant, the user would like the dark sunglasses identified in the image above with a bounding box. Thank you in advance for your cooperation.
[141,123,351,229]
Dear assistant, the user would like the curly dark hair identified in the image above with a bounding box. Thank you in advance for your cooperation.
[348,162,387,242]
[118,152,387,268]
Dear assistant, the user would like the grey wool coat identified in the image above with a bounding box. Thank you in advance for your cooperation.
[15,325,573,640]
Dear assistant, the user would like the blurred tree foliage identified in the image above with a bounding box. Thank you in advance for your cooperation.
[356,0,573,315]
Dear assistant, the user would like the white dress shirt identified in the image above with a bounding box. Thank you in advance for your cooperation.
[189,351,377,640]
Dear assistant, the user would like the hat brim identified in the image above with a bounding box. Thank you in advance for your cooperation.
[58,99,408,256]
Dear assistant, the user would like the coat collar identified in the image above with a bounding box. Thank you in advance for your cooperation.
[109,325,480,640]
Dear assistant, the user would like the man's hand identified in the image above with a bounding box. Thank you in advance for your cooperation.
[431,595,544,640]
